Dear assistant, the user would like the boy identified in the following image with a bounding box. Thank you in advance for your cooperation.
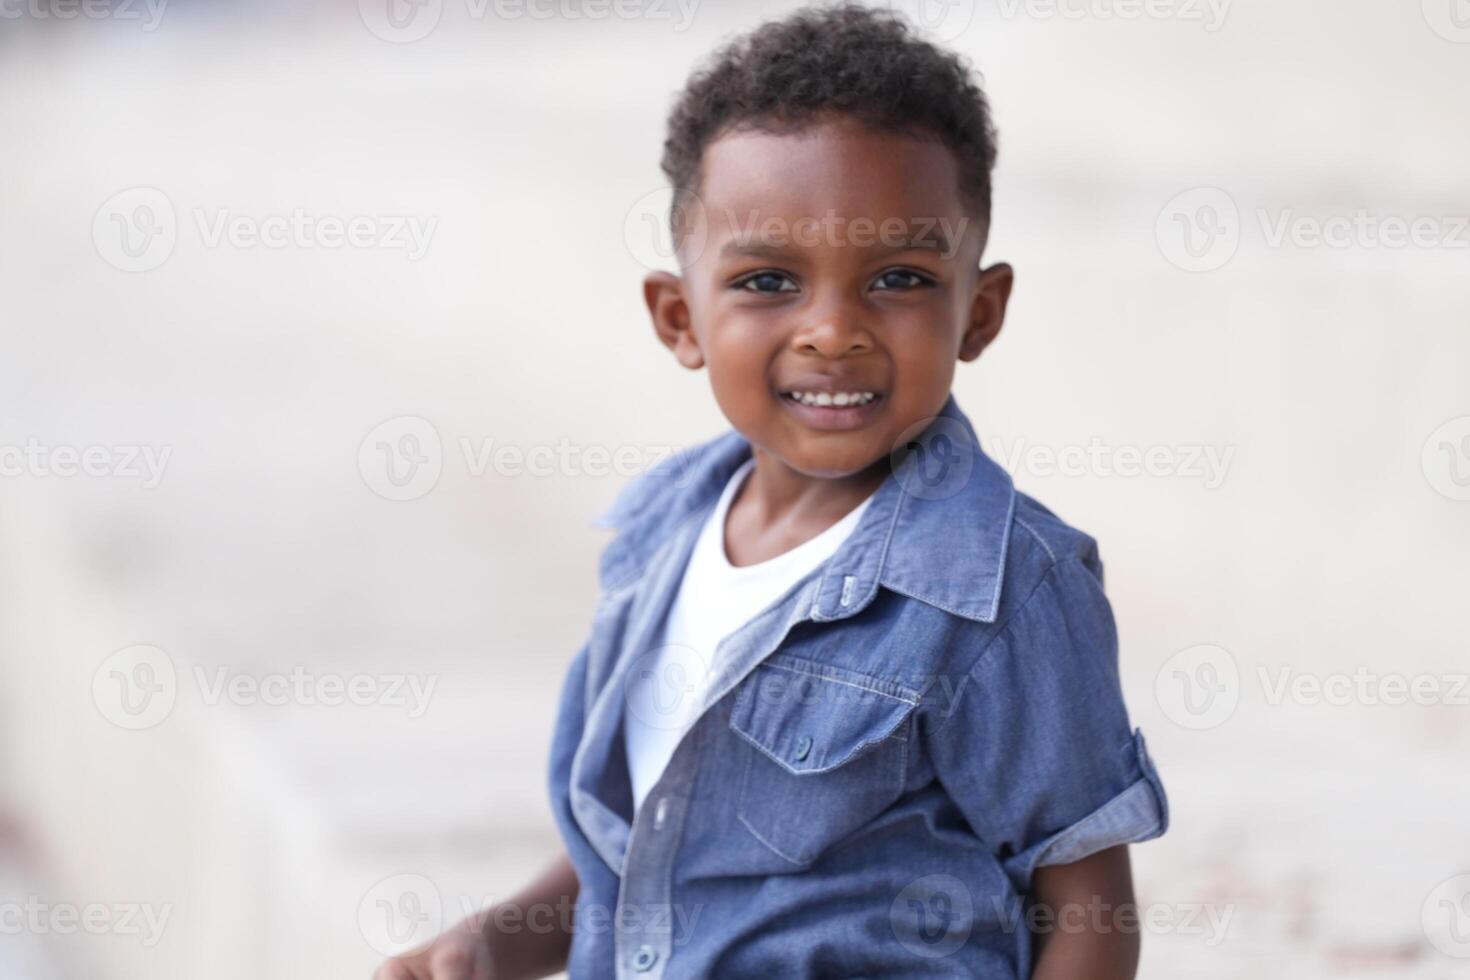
[377,4,1167,978]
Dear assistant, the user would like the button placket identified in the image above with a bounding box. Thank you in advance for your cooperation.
[614,574,825,977]
[616,727,699,979]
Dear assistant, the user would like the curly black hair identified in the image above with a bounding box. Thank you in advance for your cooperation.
[660,3,998,225]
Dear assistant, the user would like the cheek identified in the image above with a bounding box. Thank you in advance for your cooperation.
[707,315,779,370]
[703,325,779,410]
[890,299,966,361]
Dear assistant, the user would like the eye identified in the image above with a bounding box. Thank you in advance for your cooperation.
[872,269,935,291]
[735,271,798,294]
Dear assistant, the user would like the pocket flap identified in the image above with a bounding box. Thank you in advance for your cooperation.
[728,659,918,775]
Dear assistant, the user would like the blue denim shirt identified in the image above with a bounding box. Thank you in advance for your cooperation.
[547,394,1169,979]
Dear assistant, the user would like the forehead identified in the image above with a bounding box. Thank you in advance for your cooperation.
[698,119,970,227]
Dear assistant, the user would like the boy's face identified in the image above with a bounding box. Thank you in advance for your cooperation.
[645,117,1013,480]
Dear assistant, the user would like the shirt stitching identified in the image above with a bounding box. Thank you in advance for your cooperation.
[735,811,812,867]
[1013,514,1058,564]
[757,658,921,705]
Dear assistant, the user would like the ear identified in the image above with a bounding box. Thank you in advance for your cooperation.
[958,262,1014,362]
[643,271,704,370]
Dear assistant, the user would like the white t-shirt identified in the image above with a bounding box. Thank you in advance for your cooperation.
[622,457,876,814]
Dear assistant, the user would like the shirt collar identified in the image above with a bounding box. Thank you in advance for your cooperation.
[594,393,1016,624]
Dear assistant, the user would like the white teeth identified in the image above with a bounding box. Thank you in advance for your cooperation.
[787,390,877,407]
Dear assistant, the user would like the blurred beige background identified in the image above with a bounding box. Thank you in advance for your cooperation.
[1,1,1468,977]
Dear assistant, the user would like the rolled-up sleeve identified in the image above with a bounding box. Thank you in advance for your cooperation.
[927,556,1169,894]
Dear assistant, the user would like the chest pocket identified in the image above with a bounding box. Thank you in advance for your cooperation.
[727,656,919,867]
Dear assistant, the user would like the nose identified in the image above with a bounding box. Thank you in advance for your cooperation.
[790,298,874,359]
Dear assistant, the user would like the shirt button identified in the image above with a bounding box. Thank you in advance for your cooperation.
[653,796,669,830]
[632,944,658,971]
[793,735,813,761]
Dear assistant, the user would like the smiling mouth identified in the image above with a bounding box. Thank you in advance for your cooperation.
[775,386,886,431]
[780,389,881,408]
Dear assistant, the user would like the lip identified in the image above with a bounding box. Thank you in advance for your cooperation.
[774,378,887,432]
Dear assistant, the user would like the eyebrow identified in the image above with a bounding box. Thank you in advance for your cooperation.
[717,225,956,261]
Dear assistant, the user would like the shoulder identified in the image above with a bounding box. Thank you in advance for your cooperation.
[983,490,1115,661]
[1007,491,1103,583]
[921,492,1123,735]
[593,427,751,590]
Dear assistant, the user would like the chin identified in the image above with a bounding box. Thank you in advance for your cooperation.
[776,441,889,481]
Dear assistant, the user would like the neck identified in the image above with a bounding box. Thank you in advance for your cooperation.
[738,445,889,527]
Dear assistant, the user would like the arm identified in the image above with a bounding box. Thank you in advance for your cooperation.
[1030,845,1139,980]
[374,851,579,980]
